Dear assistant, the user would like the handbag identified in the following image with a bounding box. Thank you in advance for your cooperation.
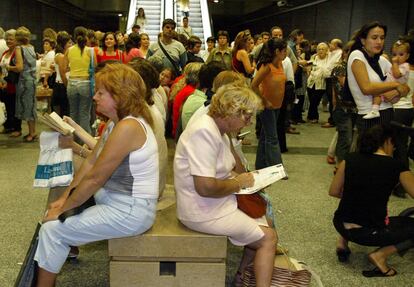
[35,86,53,98]
[236,192,267,218]
[242,253,313,287]
[58,187,96,223]
[89,48,95,97]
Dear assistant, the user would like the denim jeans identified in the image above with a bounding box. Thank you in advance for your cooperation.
[393,108,414,170]
[67,79,92,134]
[255,108,282,170]
[34,188,157,273]
[332,108,356,163]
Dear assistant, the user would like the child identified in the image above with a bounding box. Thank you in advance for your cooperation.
[159,68,175,98]
[363,40,410,119]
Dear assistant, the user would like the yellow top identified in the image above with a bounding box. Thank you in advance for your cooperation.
[67,45,91,78]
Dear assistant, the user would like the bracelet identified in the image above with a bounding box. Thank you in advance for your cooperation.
[233,177,242,191]
[79,145,86,158]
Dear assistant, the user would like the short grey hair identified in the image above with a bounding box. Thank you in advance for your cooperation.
[184,62,203,86]
[0,28,4,39]
[5,29,16,39]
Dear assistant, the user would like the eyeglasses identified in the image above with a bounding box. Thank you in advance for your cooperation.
[241,112,254,123]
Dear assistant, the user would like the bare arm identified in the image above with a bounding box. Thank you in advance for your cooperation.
[329,160,345,198]
[193,172,254,198]
[237,50,255,75]
[59,119,147,212]
[56,53,68,87]
[391,61,402,79]
[399,171,414,198]
[63,116,97,149]
[251,64,270,96]
[351,59,400,95]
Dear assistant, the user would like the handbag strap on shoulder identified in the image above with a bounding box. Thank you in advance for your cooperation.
[158,39,181,76]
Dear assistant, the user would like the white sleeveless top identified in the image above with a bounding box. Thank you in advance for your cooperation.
[99,116,159,199]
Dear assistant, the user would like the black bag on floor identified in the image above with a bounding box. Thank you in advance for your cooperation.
[14,223,41,287]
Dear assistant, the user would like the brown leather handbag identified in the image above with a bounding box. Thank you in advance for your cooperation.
[236,192,267,218]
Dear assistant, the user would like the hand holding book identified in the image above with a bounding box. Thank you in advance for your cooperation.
[236,164,286,194]
[39,112,75,135]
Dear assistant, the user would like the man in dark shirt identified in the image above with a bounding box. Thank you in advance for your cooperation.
[186,35,204,64]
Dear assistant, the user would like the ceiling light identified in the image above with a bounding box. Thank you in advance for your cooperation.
[118,13,123,17]
[213,0,219,3]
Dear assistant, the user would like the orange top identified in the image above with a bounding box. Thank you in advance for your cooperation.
[260,63,286,109]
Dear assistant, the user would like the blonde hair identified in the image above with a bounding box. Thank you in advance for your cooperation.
[184,62,203,85]
[95,63,153,128]
[212,71,246,92]
[170,63,203,100]
[209,84,262,118]
[16,26,31,45]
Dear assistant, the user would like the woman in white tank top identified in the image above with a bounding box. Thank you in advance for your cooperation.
[35,63,159,286]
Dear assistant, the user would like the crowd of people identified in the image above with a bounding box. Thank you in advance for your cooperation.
[2,9,414,286]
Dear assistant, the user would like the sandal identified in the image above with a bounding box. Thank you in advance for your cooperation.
[9,131,22,137]
[362,267,397,277]
[23,134,38,143]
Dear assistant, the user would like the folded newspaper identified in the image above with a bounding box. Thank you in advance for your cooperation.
[237,164,286,194]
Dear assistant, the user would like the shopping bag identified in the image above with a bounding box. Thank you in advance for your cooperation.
[14,223,41,287]
[242,253,315,287]
[0,101,6,126]
[33,132,73,188]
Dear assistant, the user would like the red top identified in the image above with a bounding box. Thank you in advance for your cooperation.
[123,48,145,63]
[172,84,196,137]
[232,54,250,77]
[97,49,123,63]
[1,49,17,94]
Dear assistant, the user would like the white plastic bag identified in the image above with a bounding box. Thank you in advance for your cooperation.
[33,132,73,188]
[0,101,6,126]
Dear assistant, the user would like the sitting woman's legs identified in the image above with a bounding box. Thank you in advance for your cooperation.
[247,227,277,287]
[35,190,156,286]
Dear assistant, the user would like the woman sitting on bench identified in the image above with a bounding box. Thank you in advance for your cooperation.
[174,84,277,287]
[35,63,159,287]
[330,124,414,277]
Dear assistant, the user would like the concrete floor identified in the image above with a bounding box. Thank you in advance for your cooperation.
[1,111,414,287]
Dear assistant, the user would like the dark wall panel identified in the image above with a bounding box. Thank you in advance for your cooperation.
[0,0,119,51]
[216,0,413,45]
[314,0,351,43]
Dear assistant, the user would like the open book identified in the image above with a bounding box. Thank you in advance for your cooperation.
[39,112,75,135]
[237,164,287,195]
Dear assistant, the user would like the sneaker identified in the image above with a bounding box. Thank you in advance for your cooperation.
[363,111,380,119]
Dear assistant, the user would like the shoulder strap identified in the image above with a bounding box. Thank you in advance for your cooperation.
[90,48,94,66]
[158,40,181,76]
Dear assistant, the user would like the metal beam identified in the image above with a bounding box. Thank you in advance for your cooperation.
[35,0,87,19]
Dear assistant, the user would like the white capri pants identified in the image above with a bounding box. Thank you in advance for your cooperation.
[181,208,267,246]
[34,188,157,273]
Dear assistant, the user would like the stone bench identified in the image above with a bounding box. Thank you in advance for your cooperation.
[108,199,228,287]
